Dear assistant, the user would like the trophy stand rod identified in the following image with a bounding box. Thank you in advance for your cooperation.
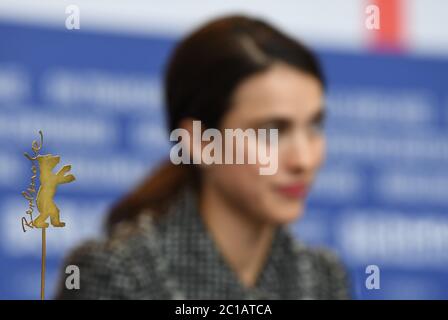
[41,227,46,300]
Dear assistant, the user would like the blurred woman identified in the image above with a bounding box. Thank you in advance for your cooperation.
[56,15,350,300]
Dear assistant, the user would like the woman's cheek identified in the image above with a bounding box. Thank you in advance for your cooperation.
[312,136,326,171]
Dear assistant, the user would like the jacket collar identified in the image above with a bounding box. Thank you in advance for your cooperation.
[152,185,303,299]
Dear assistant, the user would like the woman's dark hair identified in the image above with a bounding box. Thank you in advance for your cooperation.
[107,15,325,232]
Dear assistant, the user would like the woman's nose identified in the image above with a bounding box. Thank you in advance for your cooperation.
[284,132,316,172]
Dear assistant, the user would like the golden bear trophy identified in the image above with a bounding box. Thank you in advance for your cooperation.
[21,130,76,300]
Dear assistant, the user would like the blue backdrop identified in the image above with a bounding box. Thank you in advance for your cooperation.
[1,21,447,299]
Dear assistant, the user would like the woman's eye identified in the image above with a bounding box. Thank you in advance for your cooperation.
[262,121,288,134]
[308,119,324,134]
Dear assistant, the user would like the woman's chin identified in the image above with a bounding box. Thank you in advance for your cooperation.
[266,201,305,225]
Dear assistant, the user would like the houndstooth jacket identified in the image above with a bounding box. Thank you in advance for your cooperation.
[55,186,351,300]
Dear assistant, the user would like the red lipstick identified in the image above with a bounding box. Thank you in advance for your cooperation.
[276,183,309,198]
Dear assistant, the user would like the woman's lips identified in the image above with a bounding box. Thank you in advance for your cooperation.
[276,183,309,198]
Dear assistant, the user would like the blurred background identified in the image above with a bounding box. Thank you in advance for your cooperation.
[0,0,447,299]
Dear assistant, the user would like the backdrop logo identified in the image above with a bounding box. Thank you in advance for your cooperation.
[21,130,76,299]
[169,120,279,175]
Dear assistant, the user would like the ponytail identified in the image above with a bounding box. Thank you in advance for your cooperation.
[106,161,196,234]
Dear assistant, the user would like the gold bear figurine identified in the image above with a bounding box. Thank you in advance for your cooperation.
[32,154,76,228]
